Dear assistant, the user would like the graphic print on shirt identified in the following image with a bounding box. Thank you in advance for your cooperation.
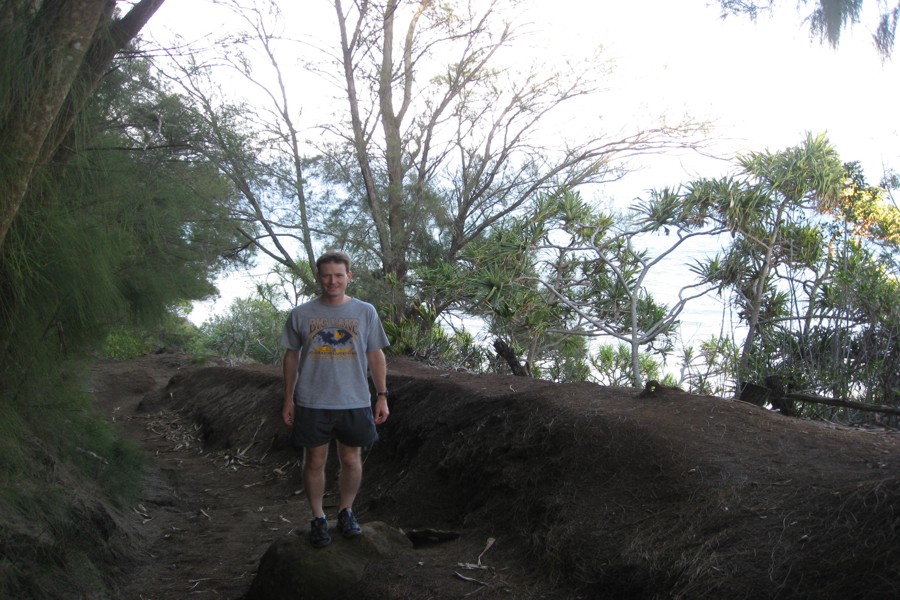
[308,317,359,360]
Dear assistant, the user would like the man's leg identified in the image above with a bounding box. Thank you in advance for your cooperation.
[336,442,363,511]
[303,444,329,518]
[335,442,364,537]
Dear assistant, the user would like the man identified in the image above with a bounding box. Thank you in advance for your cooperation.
[281,250,390,548]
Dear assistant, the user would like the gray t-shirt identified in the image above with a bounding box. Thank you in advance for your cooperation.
[280,297,389,409]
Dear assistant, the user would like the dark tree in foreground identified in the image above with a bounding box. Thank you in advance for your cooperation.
[719,0,899,58]
[0,0,166,250]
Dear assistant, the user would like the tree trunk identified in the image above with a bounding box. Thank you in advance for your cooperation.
[493,338,531,377]
[737,201,787,382]
[630,289,642,387]
[378,0,404,281]
[0,0,104,249]
[42,0,167,163]
[0,0,166,250]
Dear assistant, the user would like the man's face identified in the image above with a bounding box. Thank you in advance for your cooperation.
[317,261,351,299]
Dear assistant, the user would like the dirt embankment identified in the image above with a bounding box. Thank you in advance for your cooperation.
[92,353,900,599]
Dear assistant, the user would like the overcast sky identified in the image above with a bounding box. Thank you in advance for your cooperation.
[148,0,900,195]
[541,1,900,197]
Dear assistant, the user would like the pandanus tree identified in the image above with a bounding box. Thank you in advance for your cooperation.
[696,133,846,385]
[427,187,727,385]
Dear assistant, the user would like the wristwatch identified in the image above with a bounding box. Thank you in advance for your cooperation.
[376,391,389,398]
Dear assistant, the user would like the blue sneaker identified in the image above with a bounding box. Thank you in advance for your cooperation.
[309,516,331,548]
[337,508,362,538]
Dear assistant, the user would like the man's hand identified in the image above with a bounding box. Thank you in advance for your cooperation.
[282,401,294,427]
[282,349,300,427]
[374,397,389,425]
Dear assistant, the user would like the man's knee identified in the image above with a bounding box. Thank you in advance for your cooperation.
[303,446,328,471]
[337,444,362,468]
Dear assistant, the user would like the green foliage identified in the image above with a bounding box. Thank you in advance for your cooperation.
[535,334,592,383]
[0,359,145,501]
[1,51,245,371]
[0,359,145,600]
[438,207,580,377]
[199,295,286,364]
[410,186,729,383]
[0,47,248,600]
[835,162,900,246]
[383,304,490,372]
[589,343,665,387]
[691,136,900,413]
[99,312,208,361]
[61,399,145,502]
[678,336,741,396]
[100,327,155,360]
[737,132,845,211]
[157,311,208,357]
[699,134,848,381]
[0,403,26,485]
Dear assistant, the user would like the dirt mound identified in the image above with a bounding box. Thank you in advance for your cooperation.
[93,354,900,599]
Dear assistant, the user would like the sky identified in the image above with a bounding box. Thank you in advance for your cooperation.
[144,0,900,333]
[544,1,900,196]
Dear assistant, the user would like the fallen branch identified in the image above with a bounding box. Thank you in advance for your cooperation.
[75,447,109,464]
[785,392,900,418]
[477,537,495,566]
[454,571,490,586]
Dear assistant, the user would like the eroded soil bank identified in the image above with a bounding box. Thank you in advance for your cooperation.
[92,353,900,599]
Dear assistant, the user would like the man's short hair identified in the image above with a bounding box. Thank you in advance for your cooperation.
[316,250,352,274]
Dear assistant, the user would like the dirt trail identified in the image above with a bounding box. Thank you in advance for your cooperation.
[92,354,304,599]
[92,354,546,600]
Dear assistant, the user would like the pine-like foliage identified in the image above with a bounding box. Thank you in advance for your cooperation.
[0,45,245,599]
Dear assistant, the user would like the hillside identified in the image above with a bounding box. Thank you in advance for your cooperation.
[89,352,899,599]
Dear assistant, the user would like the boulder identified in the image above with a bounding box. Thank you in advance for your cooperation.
[245,521,412,600]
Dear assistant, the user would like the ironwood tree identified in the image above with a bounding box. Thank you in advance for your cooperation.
[162,0,707,329]
[718,0,899,58]
[0,0,166,250]
[329,0,705,319]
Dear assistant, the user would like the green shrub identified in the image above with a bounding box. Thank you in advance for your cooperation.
[0,358,145,599]
[100,327,154,360]
[384,311,489,372]
[199,297,286,364]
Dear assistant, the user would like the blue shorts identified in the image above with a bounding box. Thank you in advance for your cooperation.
[291,405,379,448]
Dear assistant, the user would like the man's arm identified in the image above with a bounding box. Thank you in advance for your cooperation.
[282,349,300,426]
[367,349,389,424]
